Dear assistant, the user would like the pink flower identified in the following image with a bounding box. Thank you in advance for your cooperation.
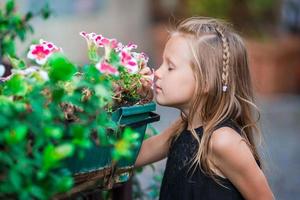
[140,52,149,63]
[96,61,119,76]
[94,35,120,49]
[27,39,62,65]
[79,32,150,76]
[124,42,138,51]
[80,31,97,48]
[120,50,138,74]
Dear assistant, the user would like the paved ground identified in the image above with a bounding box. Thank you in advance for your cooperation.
[137,94,300,200]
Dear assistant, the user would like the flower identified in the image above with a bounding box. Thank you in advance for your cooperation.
[27,39,62,65]
[120,50,138,74]
[94,35,119,49]
[80,32,97,48]
[96,61,119,76]
[0,64,5,77]
[80,31,154,106]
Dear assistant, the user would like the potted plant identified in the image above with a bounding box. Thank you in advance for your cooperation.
[0,29,158,200]
[61,32,159,196]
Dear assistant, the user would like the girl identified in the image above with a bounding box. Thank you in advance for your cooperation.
[136,17,274,200]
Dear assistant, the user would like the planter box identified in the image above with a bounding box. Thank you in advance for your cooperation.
[59,102,160,197]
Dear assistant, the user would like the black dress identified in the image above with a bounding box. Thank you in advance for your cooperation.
[159,119,246,200]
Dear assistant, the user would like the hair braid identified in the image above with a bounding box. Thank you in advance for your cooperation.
[215,26,230,92]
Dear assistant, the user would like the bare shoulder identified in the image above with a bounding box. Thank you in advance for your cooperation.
[211,126,243,147]
[209,126,255,170]
[210,126,245,154]
[209,128,275,199]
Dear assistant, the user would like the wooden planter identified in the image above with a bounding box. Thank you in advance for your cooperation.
[57,102,160,199]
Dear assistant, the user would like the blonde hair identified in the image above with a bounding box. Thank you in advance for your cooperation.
[167,17,263,186]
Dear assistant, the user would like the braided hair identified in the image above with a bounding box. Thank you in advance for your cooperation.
[215,26,230,92]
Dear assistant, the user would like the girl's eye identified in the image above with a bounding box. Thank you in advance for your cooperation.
[167,63,175,71]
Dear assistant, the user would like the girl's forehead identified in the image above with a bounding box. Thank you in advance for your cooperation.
[163,35,192,62]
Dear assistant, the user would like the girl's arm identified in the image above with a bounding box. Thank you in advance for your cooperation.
[134,117,182,168]
[210,127,275,200]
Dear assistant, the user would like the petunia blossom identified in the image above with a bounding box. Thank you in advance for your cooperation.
[94,35,120,50]
[27,39,62,65]
[120,50,139,74]
[80,31,97,48]
[96,61,119,76]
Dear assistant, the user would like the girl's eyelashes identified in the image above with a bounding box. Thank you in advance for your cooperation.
[168,66,174,71]
[167,61,176,71]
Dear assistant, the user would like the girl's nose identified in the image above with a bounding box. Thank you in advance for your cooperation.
[154,67,161,80]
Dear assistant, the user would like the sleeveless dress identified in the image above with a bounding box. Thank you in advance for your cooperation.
[159,119,247,200]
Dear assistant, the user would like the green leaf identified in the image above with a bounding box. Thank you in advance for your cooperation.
[96,125,109,145]
[57,176,74,192]
[44,126,63,139]
[4,74,28,96]
[41,3,51,19]
[53,143,74,160]
[8,169,22,191]
[52,87,64,102]
[0,115,9,129]
[28,24,34,34]
[28,185,45,200]
[5,0,15,16]
[4,125,28,144]
[123,127,139,142]
[48,53,77,82]
[24,12,33,21]
[112,139,131,161]
[71,124,88,139]
[10,15,22,26]
[3,38,16,56]
[8,55,26,69]
[109,50,120,64]
[16,28,26,41]
[43,143,74,171]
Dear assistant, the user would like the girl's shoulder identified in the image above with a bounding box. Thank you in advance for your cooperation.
[210,119,244,155]
[209,119,259,170]
[213,119,242,134]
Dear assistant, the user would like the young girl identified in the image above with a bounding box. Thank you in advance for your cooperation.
[136,17,274,200]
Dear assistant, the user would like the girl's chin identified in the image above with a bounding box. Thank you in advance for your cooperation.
[154,96,172,107]
[154,95,164,106]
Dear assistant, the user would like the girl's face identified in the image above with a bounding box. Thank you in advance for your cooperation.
[154,35,196,110]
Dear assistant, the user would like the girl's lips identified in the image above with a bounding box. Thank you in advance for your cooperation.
[155,85,162,93]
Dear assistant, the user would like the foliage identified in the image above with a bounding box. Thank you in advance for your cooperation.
[0,0,51,62]
[0,2,155,199]
[0,50,117,199]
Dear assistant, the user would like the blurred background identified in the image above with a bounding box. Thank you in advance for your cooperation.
[2,0,300,199]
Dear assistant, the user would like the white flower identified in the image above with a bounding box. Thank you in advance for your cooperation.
[0,64,5,77]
